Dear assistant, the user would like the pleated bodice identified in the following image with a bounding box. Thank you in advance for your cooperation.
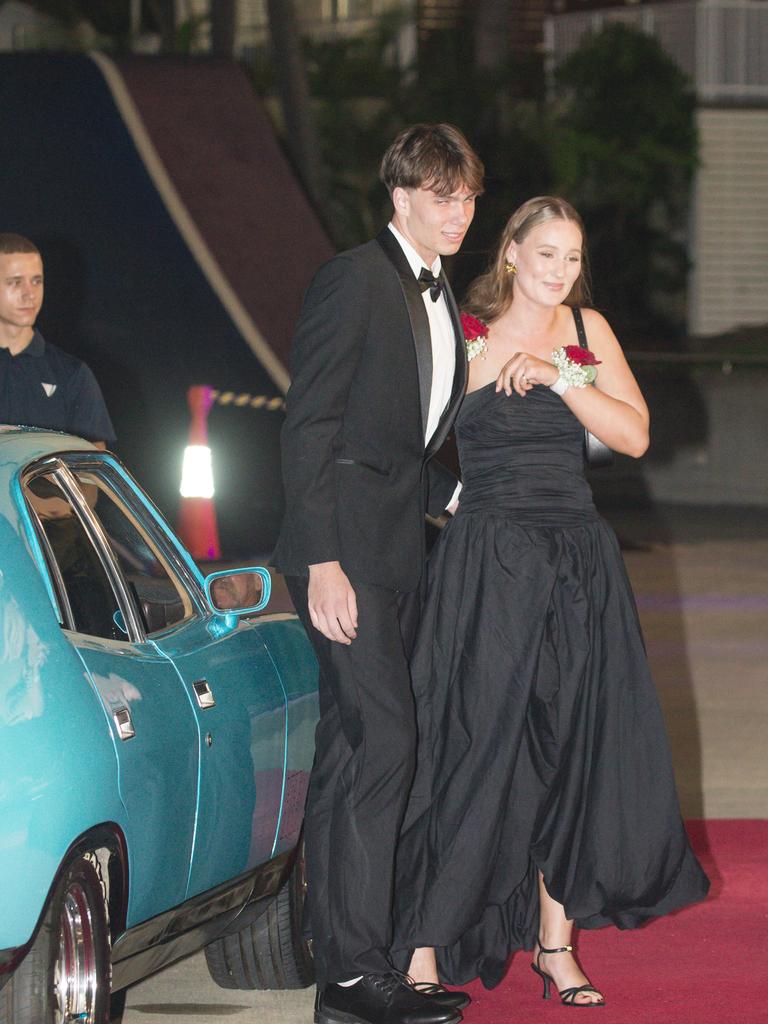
[456,382,597,525]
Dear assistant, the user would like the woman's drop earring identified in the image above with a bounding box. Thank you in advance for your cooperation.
[505,260,517,275]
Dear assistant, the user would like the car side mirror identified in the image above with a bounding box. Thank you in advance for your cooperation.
[204,567,271,617]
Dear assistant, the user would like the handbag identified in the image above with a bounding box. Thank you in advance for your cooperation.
[571,307,614,469]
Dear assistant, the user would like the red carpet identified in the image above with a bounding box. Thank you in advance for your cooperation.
[460,820,767,1023]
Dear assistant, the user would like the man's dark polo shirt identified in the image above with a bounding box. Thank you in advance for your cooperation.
[0,330,115,444]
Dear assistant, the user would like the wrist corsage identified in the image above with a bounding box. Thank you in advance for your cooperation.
[461,312,489,362]
[550,345,601,396]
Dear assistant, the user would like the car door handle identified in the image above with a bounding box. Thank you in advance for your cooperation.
[113,706,135,741]
[193,679,216,709]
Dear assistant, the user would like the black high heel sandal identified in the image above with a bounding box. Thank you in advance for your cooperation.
[410,982,471,1010]
[530,943,605,1007]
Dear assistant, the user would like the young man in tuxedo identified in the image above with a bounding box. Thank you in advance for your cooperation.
[273,124,483,1024]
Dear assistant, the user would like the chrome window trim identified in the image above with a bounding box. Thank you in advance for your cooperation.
[56,461,148,641]
[20,450,209,643]
[21,456,145,643]
[62,453,208,615]
[21,462,75,630]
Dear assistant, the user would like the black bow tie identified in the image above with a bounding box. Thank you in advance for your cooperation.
[418,267,443,302]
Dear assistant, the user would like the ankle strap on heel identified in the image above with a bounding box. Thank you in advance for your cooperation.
[538,944,573,955]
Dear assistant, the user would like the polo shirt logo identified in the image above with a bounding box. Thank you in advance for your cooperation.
[41,383,57,397]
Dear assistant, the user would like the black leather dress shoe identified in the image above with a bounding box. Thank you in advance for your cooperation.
[314,973,462,1024]
[410,983,471,1011]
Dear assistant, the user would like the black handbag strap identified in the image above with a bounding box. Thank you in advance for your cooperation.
[570,306,614,468]
[571,306,588,349]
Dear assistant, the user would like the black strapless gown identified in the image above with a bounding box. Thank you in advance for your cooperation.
[392,382,709,988]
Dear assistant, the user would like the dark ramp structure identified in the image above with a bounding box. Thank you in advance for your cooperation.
[0,53,333,555]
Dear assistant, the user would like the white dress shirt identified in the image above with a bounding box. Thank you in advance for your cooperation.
[387,223,456,445]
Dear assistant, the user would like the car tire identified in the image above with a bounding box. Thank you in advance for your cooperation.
[204,846,314,990]
[0,852,111,1024]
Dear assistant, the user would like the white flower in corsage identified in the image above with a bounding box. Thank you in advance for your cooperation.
[461,312,489,362]
[549,344,601,396]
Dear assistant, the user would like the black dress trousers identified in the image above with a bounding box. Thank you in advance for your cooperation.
[286,575,421,987]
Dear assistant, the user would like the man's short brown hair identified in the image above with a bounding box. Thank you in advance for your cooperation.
[380,123,484,197]
[0,233,40,256]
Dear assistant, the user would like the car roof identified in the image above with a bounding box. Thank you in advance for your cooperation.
[0,427,98,522]
[0,425,96,462]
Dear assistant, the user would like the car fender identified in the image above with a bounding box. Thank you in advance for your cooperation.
[0,530,126,952]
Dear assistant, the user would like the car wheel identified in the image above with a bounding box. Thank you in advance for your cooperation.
[205,845,314,990]
[0,853,111,1024]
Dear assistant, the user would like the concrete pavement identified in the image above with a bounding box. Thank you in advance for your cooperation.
[117,953,313,1022]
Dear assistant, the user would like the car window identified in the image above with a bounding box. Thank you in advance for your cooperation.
[25,473,124,641]
[72,470,195,636]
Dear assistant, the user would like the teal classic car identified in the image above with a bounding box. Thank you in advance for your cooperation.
[0,428,319,1023]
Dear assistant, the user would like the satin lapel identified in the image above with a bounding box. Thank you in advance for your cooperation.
[425,272,467,459]
[376,227,431,438]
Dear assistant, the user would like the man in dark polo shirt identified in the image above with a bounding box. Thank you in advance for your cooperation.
[0,233,115,447]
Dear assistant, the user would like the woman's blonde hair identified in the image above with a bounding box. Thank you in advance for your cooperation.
[464,196,591,323]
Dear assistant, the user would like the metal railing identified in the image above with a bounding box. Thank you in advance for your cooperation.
[626,350,768,374]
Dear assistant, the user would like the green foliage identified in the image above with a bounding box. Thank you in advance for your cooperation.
[550,23,698,332]
[300,12,552,291]
[303,11,406,245]
[174,14,208,55]
[26,0,203,52]
[283,17,697,332]
[26,1,129,42]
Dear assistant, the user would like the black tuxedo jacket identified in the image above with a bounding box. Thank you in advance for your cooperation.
[272,228,467,592]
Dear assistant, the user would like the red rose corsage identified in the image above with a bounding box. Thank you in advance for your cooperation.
[550,345,601,392]
[461,312,489,362]
[563,345,602,367]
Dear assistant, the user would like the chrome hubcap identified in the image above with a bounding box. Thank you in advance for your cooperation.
[53,881,98,1023]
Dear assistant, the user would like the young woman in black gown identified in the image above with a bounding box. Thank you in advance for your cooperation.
[393,197,709,1007]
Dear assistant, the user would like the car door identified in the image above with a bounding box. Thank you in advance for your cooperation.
[149,617,288,897]
[50,454,288,899]
[21,457,200,926]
